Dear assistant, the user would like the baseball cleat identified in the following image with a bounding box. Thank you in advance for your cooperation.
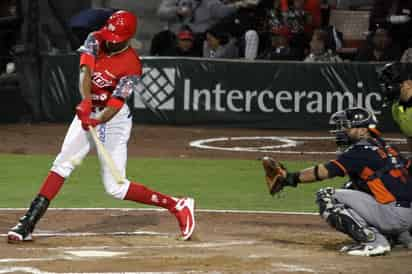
[342,244,390,256]
[173,197,195,241]
[7,231,32,243]
[7,222,33,243]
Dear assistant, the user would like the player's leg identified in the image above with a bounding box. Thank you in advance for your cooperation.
[316,188,391,256]
[97,106,195,240]
[333,189,412,233]
[332,189,412,252]
[8,117,92,243]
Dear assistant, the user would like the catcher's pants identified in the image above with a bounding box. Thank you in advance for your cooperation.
[51,105,132,200]
[332,189,412,245]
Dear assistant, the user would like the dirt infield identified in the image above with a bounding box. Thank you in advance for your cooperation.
[0,124,411,274]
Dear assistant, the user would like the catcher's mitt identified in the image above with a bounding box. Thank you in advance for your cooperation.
[262,156,287,195]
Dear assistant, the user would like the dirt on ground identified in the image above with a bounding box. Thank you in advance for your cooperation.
[0,123,411,274]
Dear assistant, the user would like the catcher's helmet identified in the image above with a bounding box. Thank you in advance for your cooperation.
[329,107,378,149]
[99,10,137,43]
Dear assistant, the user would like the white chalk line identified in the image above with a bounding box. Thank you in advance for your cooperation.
[189,136,408,154]
[0,267,205,274]
[0,208,318,215]
[15,240,257,252]
[0,231,169,238]
[0,241,257,267]
[271,263,318,273]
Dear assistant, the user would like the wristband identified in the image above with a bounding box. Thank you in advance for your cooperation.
[314,165,322,181]
[285,172,300,187]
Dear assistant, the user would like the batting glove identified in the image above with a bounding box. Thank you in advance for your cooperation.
[81,118,100,131]
[76,98,92,121]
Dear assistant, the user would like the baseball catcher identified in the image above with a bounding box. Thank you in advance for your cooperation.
[262,107,412,256]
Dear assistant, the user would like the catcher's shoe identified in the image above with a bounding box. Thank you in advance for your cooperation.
[172,197,195,241]
[342,244,390,256]
[7,221,33,243]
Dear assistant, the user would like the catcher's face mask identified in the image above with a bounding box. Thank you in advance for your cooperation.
[329,107,378,150]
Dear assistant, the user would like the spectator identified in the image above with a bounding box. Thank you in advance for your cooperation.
[258,0,289,57]
[211,2,263,59]
[258,26,301,60]
[152,0,252,56]
[164,28,201,56]
[355,27,402,62]
[285,0,313,56]
[264,0,286,33]
[260,0,312,59]
[203,27,239,58]
[369,0,412,51]
[304,28,342,62]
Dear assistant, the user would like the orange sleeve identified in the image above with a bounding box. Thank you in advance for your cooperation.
[330,160,348,175]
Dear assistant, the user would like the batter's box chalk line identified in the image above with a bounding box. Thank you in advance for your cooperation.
[189,136,407,154]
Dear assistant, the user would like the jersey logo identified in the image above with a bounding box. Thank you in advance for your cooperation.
[134,67,175,110]
[92,72,113,88]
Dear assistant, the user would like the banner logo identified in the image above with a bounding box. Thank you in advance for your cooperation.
[134,67,175,110]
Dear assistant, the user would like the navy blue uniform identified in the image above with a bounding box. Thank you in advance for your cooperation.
[325,138,412,205]
[320,137,412,251]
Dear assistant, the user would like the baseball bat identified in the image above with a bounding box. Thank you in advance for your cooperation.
[88,126,126,185]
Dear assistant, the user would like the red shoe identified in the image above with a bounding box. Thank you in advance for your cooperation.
[172,197,195,240]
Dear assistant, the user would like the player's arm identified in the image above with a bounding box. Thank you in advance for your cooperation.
[283,159,347,187]
[78,32,99,99]
[294,164,331,184]
[76,33,99,120]
[79,64,92,99]
[95,75,140,123]
[95,104,120,123]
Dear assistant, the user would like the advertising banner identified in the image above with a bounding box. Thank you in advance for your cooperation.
[40,55,398,130]
[134,58,394,130]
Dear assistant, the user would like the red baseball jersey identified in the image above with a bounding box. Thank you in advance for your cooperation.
[78,31,142,108]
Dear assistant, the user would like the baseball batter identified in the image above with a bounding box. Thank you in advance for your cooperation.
[7,10,195,243]
[263,107,412,256]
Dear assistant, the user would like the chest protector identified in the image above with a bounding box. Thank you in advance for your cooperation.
[358,137,411,204]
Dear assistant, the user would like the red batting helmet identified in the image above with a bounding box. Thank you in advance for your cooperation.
[99,10,137,43]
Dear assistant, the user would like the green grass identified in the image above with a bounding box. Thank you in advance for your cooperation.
[0,154,346,212]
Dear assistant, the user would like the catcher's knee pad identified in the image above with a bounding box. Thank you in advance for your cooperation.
[324,204,376,243]
[316,187,336,216]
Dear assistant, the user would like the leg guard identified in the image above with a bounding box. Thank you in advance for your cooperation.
[316,188,375,243]
[10,195,50,239]
[316,187,336,214]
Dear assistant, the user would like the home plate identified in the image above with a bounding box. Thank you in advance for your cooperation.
[65,250,128,257]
